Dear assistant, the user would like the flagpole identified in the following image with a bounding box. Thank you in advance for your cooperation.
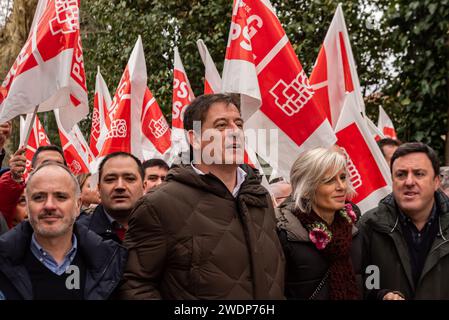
[22,104,39,147]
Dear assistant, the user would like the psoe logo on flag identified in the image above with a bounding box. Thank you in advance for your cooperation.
[69,160,82,175]
[172,76,192,125]
[230,15,263,52]
[91,108,100,134]
[50,0,79,35]
[106,119,127,139]
[149,117,169,139]
[340,147,363,190]
[269,71,314,117]
[1,43,32,96]
[38,132,49,144]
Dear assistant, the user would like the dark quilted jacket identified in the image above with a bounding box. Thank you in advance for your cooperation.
[276,196,363,300]
[360,190,449,300]
[0,221,128,300]
[117,164,285,299]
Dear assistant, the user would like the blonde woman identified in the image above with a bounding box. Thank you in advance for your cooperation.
[276,147,362,300]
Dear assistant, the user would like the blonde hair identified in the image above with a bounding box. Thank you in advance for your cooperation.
[290,147,356,213]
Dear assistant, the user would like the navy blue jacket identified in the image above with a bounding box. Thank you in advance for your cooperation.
[0,220,128,300]
[77,204,122,244]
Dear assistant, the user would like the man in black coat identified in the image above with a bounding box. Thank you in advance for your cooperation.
[361,142,449,300]
[78,152,144,243]
[0,162,127,300]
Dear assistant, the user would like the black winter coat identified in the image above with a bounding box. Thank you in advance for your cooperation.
[360,190,449,300]
[276,196,363,300]
[77,204,122,244]
[0,220,127,300]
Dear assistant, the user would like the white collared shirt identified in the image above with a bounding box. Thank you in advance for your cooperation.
[190,163,247,197]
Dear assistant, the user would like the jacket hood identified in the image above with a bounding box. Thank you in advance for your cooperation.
[165,164,269,207]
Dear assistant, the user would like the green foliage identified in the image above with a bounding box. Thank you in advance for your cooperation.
[79,0,386,135]
[378,0,449,160]
[9,0,446,160]
[80,0,233,133]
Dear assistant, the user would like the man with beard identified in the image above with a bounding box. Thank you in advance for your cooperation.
[78,152,144,243]
[0,145,66,229]
[0,162,127,300]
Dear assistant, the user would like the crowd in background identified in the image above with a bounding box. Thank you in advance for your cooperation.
[0,94,449,300]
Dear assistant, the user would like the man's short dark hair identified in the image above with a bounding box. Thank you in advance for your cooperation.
[183,93,240,131]
[142,158,169,171]
[390,142,440,176]
[31,145,66,168]
[98,152,144,181]
[377,138,402,157]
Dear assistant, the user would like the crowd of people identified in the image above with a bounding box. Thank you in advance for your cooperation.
[0,93,448,300]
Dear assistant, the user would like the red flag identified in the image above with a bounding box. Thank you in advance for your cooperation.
[20,114,51,179]
[141,87,172,160]
[54,109,92,175]
[366,116,384,142]
[335,95,391,213]
[90,67,112,158]
[378,105,397,139]
[98,36,147,159]
[196,39,256,168]
[0,0,88,131]
[171,47,195,156]
[222,0,336,180]
[309,4,365,127]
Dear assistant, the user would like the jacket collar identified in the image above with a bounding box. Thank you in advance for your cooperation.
[0,220,127,299]
[88,205,116,236]
[367,191,449,237]
[276,196,359,242]
[166,164,269,207]
[365,190,449,291]
[0,220,124,270]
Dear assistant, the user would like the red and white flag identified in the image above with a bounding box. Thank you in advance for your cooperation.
[335,94,391,213]
[309,4,365,127]
[222,0,336,180]
[90,66,112,158]
[197,39,222,94]
[141,87,172,161]
[98,36,147,160]
[197,38,255,168]
[378,105,397,139]
[0,0,88,131]
[54,108,92,175]
[171,47,195,157]
[20,114,51,179]
[366,116,384,142]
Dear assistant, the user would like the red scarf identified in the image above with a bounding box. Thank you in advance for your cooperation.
[294,208,360,300]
